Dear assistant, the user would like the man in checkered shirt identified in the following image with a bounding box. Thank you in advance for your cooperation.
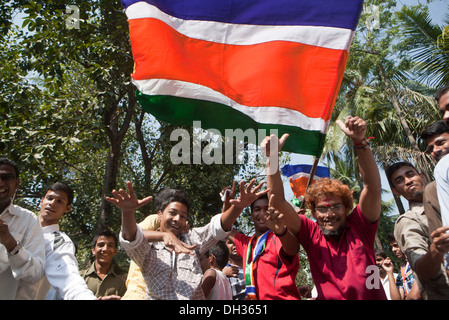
[107,180,267,300]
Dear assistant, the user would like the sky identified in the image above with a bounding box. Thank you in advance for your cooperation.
[282,0,448,216]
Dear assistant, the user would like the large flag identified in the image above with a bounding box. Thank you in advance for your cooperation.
[122,0,364,156]
[282,164,330,201]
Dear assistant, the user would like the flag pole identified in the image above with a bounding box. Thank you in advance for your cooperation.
[298,157,320,210]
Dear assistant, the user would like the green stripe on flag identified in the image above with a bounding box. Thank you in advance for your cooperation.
[136,91,326,157]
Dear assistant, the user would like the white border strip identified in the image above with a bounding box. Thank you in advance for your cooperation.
[126,2,354,50]
[134,78,330,134]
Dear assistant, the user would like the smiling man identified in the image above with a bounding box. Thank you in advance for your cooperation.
[30,182,104,300]
[109,180,267,300]
[81,228,126,298]
[387,161,449,299]
[226,193,301,300]
[0,158,45,300]
[264,116,387,300]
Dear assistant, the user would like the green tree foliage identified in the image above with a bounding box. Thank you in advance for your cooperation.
[0,1,253,268]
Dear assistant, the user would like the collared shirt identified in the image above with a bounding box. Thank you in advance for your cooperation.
[234,231,301,300]
[121,214,160,300]
[30,224,96,300]
[80,261,127,298]
[0,203,45,300]
[394,201,449,299]
[298,205,387,300]
[120,214,230,300]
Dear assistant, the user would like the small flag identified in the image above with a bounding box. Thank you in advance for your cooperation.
[122,0,364,156]
[281,164,330,201]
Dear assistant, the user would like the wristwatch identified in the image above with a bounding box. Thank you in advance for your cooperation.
[8,241,22,256]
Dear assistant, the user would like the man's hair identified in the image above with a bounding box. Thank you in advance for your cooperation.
[435,84,449,102]
[0,158,19,177]
[304,178,353,212]
[375,249,387,259]
[421,120,449,142]
[206,241,229,269]
[250,193,268,212]
[385,161,416,187]
[156,188,190,213]
[92,227,119,248]
[386,233,396,244]
[44,182,74,205]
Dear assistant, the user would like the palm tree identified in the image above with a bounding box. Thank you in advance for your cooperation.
[396,4,449,88]
[322,0,441,219]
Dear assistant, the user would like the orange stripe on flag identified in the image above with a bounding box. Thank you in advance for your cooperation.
[289,177,310,199]
[129,18,348,121]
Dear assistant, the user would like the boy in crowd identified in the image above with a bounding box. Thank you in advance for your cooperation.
[200,240,232,300]
[107,179,267,300]
[226,192,301,300]
[81,228,126,298]
[32,182,120,300]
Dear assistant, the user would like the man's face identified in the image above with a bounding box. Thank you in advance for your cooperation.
[251,198,269,233]
[425,132,449,161]
[312,194,350,237]
[92,235,118,266]
[375,255,385,269]
[226,238,237,258]
[158,201,189,237]
[0,165,19,211]
[390,166,426,202]
[390,241,404,261]
[39,190,71,227]
[438,90,449,126]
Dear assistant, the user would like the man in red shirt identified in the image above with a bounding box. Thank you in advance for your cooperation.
[263,116,387,300]
[226,193,301,300]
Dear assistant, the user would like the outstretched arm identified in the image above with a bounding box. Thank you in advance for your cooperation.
[106,181,152,241]
[262,134,302,235]
[220,179,269,231]
[336,116,381,223]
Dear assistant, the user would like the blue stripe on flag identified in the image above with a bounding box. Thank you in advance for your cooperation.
[281,164,330,178]
[122,0,364,30]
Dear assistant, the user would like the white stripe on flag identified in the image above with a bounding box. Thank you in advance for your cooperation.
[126,1,354,50]
[134,78,330,133]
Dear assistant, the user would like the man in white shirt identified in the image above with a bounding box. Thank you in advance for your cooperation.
[27,182,99,299]
[30,182,120,300]
[0,158,46,300]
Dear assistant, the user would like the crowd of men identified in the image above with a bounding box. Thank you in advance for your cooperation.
[1,85,449,300]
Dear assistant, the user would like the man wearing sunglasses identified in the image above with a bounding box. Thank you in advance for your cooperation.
[263,116,387,300]
[0,158,45,299]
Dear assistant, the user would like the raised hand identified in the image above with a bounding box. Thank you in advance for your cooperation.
[260,133,289,158]
[335,116,367,143]
[106,181,153,213]
[229,179,269,210]
[220,180,236,212]
[264,194,286,235]
[382,257,394,275]
[431,226,449,255]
